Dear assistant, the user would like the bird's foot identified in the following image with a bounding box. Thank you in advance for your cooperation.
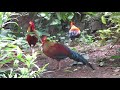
[70,62,83,67]
[70,63,78,66]
[53,61,61,71]
[44,70,55,73]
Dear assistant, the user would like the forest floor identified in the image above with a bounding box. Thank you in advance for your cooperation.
[36,43,120,78]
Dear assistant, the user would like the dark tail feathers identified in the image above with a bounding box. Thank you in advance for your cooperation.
[69,50,95,70]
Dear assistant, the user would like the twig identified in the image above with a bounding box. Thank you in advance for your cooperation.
[2,22,19,28]
[105,36,120,55]
[110,36,120,49]
[42,71,55,74]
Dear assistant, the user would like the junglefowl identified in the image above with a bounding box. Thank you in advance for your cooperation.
[26,21,38,54]
[69,21,80,40]
[41,35,95,71]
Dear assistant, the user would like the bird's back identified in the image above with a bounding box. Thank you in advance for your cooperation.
[42,41,71,60]
[69,23,80,40]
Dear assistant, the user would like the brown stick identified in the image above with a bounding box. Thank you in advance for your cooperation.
[105,36,120,55]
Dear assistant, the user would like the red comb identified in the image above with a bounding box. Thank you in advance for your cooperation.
[29,21,35,30]
[29,21,34,25]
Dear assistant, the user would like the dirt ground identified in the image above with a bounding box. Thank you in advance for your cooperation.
[35,43,120,78]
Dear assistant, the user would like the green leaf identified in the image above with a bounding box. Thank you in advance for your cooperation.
[38,63,49,73]
[16,46,22,58]
[67,13,74,20]
[19,68,29,75]
[40,12,51,20]
[17,53,22,59]
[0,12,3,25]
[19,58,25,62]
[2,37,15,41]
[0,12,3,17]
[7,44,17,48]
[0,17,2,25]
[40,12,46,17]
[4,47,14,51]
[25,54,32,61]
[0,58,14,64]
[25,61,30,68]
[13,60,19,67]
[50,19,61,25]
[71,47,77,51]
[0,43,8,48]
[101,16,106,24]
[0,54,8,61]
[56,12,61,20]
[85,12,97,16]
[37,31,50,37]
[111,55,120,59]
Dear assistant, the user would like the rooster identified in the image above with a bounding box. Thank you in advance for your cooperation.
[26,21,38,54]
[41,35,95,71]
[69,21,80,40]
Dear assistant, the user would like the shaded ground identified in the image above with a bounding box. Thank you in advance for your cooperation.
[36,43,120,78]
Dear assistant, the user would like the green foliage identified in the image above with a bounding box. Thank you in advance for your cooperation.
[36,12,74,33]
[70,47,77,51]
[97,29,113,45]
[83,12,103,22]
[84,12,98,16]
[56,12,74,21]
[90,12,120,46]
[0,12,11,26]
[111,55,120,59]
[98,29,112,39]
[101,16,107,24]
[0,12,21,38]
[0,12,49,78]
[39,12,51,20]
[2,12,120,77]
[0,35,48,78]
[97,18,120,45]
[38,12,74,22]
[109,12,120,24]
[80,31,94,44]
[45,35,58,42]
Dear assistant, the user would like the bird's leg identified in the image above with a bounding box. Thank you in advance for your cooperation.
[39,44,43,51]
[72,39,76,46]
[31,45,34,55]
[56,60,61,71]
[30,47,32,55]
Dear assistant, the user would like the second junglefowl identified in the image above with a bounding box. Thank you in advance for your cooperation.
[26,21,38,54]
[69,21,80,40]
[41,35,95,71]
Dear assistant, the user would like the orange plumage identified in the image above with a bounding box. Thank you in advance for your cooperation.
[69,21,80,40]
